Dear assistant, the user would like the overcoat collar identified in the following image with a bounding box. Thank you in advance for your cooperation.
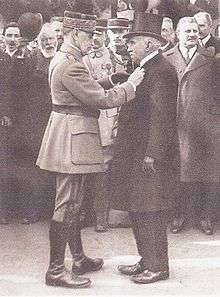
[167,44,215,79]
[59,43,83,62]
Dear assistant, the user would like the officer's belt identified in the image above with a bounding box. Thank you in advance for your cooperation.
[52,105,100,119]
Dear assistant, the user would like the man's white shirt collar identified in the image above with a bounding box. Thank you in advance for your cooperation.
[179,45,197,60]
[201,34,211,46]
[140,50,159,68]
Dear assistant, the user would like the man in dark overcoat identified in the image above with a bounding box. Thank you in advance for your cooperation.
[0,48,13,224]
[111,12,180,284]
[36,9,144,288]
[165,17,220,235]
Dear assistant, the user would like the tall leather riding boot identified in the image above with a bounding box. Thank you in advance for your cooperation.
[68,219,104,275]
[45,220,91,288]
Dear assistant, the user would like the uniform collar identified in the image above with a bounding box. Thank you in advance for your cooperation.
[59,43,83,62]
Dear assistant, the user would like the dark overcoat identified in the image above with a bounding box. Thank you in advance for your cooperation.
[164,45,220,183]
[0,50,12,175]
[111,54,180,213]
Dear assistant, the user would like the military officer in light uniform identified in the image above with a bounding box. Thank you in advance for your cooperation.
[36,10,144,288]
[83,19,118,232]
[107,17,132,228]
[107,18,131,73]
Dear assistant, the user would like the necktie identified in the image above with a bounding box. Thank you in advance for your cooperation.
[185,49,191,64]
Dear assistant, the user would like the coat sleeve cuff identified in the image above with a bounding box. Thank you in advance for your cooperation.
[119,81,136,103]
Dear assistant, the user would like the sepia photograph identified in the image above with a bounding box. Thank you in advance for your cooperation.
[0,0,219,296]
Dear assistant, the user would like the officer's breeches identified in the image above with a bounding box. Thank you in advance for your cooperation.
[53,173,87,223]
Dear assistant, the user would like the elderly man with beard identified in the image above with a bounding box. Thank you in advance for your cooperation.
[50,16,64,50]
[23,23,59,220]
[110,12,179,284]
[36,9,144,288]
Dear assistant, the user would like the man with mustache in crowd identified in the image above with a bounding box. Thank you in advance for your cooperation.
[83,19,118,232]
[0,23,14,224]
[165,17,220,235]
[24,23,58,220]
[36,8,144,288]
[110,12,179,284]
[3,22,21,58]
[5,16,42,224]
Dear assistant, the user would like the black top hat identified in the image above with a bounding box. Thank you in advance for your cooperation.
[107,18,130,30]
[123,13,166,43]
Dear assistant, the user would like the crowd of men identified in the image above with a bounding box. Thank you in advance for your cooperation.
[0,0,219,288]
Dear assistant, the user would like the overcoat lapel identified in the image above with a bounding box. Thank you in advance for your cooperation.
[182,46,215,78]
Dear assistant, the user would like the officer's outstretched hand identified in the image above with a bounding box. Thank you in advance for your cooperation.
[128,67,145,88]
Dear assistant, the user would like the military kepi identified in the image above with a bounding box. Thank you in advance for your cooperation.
[63,10,97,33]
[107,18,130,30]
[123,13,166,43]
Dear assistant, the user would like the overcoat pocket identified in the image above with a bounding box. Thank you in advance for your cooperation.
[70,117,104,165]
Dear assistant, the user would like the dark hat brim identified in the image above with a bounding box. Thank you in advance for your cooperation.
[123,31,166,43]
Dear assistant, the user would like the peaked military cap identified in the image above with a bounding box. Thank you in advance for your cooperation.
[63,10,97,33]
[107,18,130,30]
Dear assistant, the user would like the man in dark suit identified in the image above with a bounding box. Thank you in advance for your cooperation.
[0,47,13,224]
[165,16,220,236]
[194,11,220,54]
[111,12,180,284]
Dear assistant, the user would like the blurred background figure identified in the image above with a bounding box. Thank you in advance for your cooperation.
[17,12,43,56]
[106,17,131,228]
[161,17,177,50]
[50,16,64,50]
[215,23,220,39]
[3,22,21,57]
[194,11,220,53]
[83,19,118,232]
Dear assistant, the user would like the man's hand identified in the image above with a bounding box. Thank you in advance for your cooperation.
[128,67,145,89]
[142,156,156,173]
[1,116,12,127]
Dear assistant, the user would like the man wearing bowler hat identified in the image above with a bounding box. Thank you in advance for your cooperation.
[111,12,180,284]
[36,9,144,288]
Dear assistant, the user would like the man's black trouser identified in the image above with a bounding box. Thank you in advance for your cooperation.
[129,211,169,272]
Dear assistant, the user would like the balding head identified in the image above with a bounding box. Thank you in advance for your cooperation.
[176,17,199,49]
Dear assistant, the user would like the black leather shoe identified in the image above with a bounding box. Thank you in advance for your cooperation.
[72,256,104,275]
[199,219,214,235]
[118,262,144,276]
[45,267,91,288]
[170,216,185,234]
[131,269,169,284]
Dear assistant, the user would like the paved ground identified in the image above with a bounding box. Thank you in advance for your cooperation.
[1,221,220,296]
